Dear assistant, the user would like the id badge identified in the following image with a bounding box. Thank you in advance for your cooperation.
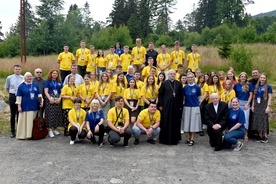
[81,56,84,60]
[137,56,140,60]
[193,62,197,67]
[175,60,178,64]
[85,97,89,102]
[101,95,106,101]
[109,62,113,67]
[96,114,100,119]
[53,89,58,95]
[257,97,261,104]
[117,126,122,130]
[30,93,35,100]
[162,62,166,66]
[130,101,134,107]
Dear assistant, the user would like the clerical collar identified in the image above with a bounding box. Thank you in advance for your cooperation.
[188,83,195,86]
[169,79,174,82]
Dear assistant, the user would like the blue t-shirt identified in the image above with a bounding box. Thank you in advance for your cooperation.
[233,83,254,101]
[228,108,245,129]
[183,84,201,107]
[256,84,273,99]
[17,82,40,111]
[85,110,104,130]
[126,74,134,82]
[43,80,63,95]
[115,48,124,56]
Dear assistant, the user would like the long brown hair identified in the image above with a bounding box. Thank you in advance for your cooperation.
[254,73,268,100]
[146,75,156,93]
[47,69,61,82]
[116,72,126,88]
[98,72,110,93]
[238,72,250,92]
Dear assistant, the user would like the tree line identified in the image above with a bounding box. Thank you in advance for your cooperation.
[0,0,276,58]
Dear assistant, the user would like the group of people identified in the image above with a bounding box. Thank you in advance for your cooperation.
[4,38,272,151]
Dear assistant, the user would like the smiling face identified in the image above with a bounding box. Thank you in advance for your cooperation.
[259,74,267,84]
[231,98,239,109]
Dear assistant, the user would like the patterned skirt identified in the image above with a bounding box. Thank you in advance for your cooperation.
[251,99,269,132]
[45,95,63,128]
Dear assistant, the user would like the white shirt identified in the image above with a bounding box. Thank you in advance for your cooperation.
[213,104,218,113]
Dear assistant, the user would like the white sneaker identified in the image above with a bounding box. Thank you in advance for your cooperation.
[70,140,75,145]
[53,129,60,135]
[233,142,243,151]
[48,131,55,138]
[75,136,80,142]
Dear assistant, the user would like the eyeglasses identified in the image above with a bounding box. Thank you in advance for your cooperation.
[36,72,42,73]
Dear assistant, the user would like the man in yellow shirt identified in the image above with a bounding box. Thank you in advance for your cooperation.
[119,45,132,74]
[187,44,201,73]
[106,46,120,74]
[156,44,171,75]
[131,38,146,72]
[132,101,161,145]
[170,41,185,70]
[86,45,97,75]
[57,45,75,82]
[141,57,155,81]
[107,96,132,147]
[75,41,90,77]
[175,64,184,81]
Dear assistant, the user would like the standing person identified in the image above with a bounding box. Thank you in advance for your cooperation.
[158,69,183,145]
[234,72,253,140]
[107,96,132,147]
[79,74,95,111]
[123,78,140,128]
[125,65,135,82]
[33,68,45,98]
[141,57,155,81]
[249,69,260,87]
[44,70,63,138]
[132,101,161,145]
[222,70,237,88]
[75,40,90,77]
[90,71,99,87]
[134,71,145,112]
[63,64,84,86]
[131,38,147,71]
[114,42,124,56]
[204,93,229,151]
[86,45,97,76]
[179,73,187,87]
[175,64,184,82]
[105,46,120,74]
[146,42,158,66]
[251,73,272,143]
[68,98,87,145]
[218,71,226,87]
[157,72,166,88]
[119,45,132,75]
[4,64,23,138]
[57,44,75,82]
[223,97,245,151]
[156,44,171,76]
[170,41,185,70]
[96,49,106,78]
[186,44,201,73]
[182,72,201,146]
[141,75,159,109]
[61,75,80,136]
[208,74,223,103]
[221,80,236,107]
[16,72,43,139]
[86,99,105,147]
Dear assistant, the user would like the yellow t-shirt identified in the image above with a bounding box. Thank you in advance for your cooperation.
[68,108,87,130]
[221,89,236,104]
[136,80,145,106]
[200,83,209,97]
[57,52,75,70]
[138,108,161,128]
[76,48,90,66]
[61,85,80,109]
[131,46,146,65]
[156,53,171,71]
[144,76,158,83]
[109,77,117,84]
[90,80,99,88]
[141,85,159,99]
[119,53,132,72]
[176,73,182,81]
[114,83,126,97]
[105,54,119,70]
[170,50,185,70]
[187,53,201,72]
[96,82,114,96]
[107,107,129,127]
[123,88,140,100]
[208,84,223,103]
[86,53,97,72]
[96,57,106,68]
[79,83,95,107]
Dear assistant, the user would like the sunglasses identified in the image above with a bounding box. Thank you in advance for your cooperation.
[36,72,42,73]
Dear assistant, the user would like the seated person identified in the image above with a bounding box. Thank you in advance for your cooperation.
[107,96,132,147]
[86,99,105,147]
[132,101,161,145]
[68,98,87,145]
[223,97,245,151]
[204,93,229,151]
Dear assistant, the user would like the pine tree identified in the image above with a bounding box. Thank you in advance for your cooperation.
[108,0,127,26]
[0,21,3,41]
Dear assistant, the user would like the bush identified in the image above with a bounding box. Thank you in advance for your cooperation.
[155,35,173,47]
[230,45,253,74]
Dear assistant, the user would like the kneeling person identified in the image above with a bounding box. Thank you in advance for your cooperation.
[132,101,161,145]
[107,96,132,147]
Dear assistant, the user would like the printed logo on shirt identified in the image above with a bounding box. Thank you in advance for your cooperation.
[34,87,38,91]
[232,114,237,120]
[191,88,196,93]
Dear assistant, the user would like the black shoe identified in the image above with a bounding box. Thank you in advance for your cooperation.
[10,133,15,138]
[134,139,140,145]
[91,137,96,144]
[214,147,223,151]
[124,142,129,147]
[147,139,155,144]
[256,136,262,143]
[199,131,204,136]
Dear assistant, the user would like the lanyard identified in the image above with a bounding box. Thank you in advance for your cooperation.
[193,54,196,61]
[70,86,75,96]
[130,89,135,99]
[75,108,80,122]
[162,54,166,61]
[28,83,33,92]
[175,51,179,58]
[149,113,154,123]
[148,86,154,98]
[85,84,90,95]
[52,80,57,89]
[102,83,107,94]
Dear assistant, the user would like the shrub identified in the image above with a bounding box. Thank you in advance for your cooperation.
[230,45,253,74]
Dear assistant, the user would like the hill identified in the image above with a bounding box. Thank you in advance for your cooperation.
[252,10,276,19]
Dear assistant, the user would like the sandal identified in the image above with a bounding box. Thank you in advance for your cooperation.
[186,139,191,144]
[188,140,194,146]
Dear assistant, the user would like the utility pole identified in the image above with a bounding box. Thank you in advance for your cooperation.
[20,0,27,63]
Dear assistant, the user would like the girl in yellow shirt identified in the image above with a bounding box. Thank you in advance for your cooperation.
[208,74,223,103]
[141,75,158,108]
[221,80,236,107]
[96,50,106,79]
[157,72,166,88]
[197,75,209,106]
[180,73,187,87]
[90,72,99,87]
[79,74,95,111]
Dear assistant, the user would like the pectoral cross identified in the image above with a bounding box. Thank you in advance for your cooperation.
[173,92,176,97]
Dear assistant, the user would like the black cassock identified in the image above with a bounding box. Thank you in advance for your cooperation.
[158,79,183,145]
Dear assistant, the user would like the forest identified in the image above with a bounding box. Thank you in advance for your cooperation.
[0,0,276,57]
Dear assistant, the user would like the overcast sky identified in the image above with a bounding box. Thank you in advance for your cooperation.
[1,0,275,34]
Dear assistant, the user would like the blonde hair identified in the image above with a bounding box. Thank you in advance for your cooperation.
[89,99,101,113]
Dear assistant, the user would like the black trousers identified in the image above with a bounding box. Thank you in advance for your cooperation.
[69,126,87,141]
[60,70,71,83]
[9,94,18,134]
[90,124,105,145]
[207,126,223,148]
[108,127,132,145]
[77,65,87,78]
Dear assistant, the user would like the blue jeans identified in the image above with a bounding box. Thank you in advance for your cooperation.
[223,127,245,148]
[132,124,160,140]
[97,67,106,79]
